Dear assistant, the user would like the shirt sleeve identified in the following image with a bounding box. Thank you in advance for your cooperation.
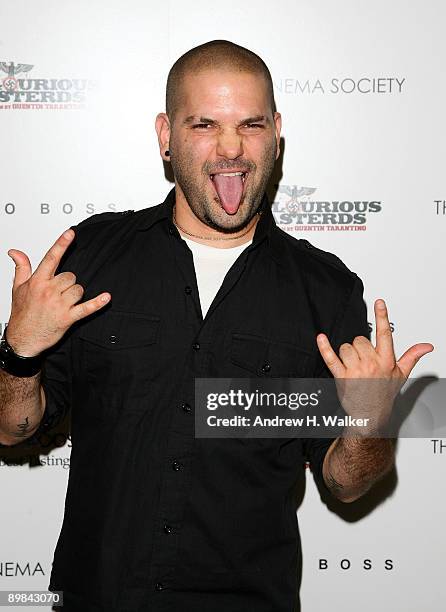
[31,328,75,443]
[302,274,370,492]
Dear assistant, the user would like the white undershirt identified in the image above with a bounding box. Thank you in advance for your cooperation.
[182,236,253,317]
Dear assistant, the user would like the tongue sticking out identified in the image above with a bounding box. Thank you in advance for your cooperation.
[212,174,244,215]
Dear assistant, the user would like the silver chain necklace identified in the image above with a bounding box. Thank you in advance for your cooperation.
[172,206,259,242]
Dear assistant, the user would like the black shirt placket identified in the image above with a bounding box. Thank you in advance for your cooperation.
[148,219,259,601]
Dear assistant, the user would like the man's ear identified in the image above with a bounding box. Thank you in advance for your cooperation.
[273,112,282,160]
[155,113,171,161]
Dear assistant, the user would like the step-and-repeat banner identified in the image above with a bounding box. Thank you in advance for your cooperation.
[1,1,444,610]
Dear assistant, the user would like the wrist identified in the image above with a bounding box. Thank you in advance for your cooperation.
[4,326,41,358]
[0,325,43,377]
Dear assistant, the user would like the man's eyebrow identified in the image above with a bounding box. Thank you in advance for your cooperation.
[237,115,269,125]
[182,116,218,125]
[182,115,270,126]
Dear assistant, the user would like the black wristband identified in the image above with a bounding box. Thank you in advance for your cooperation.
[0,325,43,378]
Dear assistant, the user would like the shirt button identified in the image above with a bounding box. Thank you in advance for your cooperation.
[192,342,200,351]
[184,286,192,295]
[182,402,192,413]
[155,582,164,591]
[109,335,118,344]
[261,362,271,373]
[172,460,182,471]
[163,524,172,534]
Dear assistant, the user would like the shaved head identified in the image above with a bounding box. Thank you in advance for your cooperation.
[154,39,282,237]
[166,39,276,122]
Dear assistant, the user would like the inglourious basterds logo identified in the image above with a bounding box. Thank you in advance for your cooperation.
[0,61,95,109]
[272,185,382,231]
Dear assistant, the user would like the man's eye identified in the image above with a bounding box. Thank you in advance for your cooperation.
[192,123,213,129]
[244,123,264,129]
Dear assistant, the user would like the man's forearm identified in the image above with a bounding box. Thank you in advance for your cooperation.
[322,433,395,503]
[0,369,45,445]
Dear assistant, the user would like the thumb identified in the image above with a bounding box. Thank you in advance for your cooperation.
[396,342,434,378]
[8,249,32,289]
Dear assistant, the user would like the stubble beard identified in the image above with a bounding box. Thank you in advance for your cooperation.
[170,140,277,234]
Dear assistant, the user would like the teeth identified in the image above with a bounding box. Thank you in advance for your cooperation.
[210,172,247,182]
[211,172,245,177]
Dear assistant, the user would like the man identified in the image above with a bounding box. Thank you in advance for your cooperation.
[0,40,433,611]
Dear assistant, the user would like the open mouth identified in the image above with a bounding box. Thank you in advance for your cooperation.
[209,171,249,215]
[209,171,248,183]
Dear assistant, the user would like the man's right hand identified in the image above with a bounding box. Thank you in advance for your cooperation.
[5,228,111,357]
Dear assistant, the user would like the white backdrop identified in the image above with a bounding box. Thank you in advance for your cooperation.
[1,1,444,610]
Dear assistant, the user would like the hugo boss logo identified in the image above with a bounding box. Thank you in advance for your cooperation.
[318,558,394,571]
[0,203,134,217]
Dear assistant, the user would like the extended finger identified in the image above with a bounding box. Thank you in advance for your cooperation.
[316,333,346,378]
[375,299,395,362]
[34,229,75,280]
[8,249,32,290]
[69,292,111,323]
[396,342,434,379]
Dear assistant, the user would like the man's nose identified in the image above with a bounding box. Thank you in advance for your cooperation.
[215,130,244,159]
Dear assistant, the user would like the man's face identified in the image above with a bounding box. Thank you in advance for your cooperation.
[166,69,281,233]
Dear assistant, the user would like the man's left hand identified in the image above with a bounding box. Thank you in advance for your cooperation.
[316,299,434,434]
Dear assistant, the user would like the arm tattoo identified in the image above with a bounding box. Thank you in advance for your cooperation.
[325,437,395,501]
[15,416,31,438]
[0,369,42,439]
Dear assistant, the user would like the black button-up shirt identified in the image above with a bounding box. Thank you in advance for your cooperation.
[35,187,369,611]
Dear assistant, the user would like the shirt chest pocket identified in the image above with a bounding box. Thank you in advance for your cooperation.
[78,310,161,396]
[230,332,316,378]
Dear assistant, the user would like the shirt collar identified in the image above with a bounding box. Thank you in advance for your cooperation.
[135,186,277,248]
